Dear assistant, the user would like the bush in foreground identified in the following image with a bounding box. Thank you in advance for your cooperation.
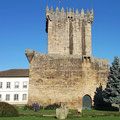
[45,103,60,110]
[0,102,19,117]
[24,104,33,110]
[24,103,60,110]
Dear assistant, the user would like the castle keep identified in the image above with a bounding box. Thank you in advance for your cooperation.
[25,7,109,109]
[46,7,93,56]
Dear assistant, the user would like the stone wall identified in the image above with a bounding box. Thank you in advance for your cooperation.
[46,7,93,56]
[26,51,109,109]
[25,7,109,109]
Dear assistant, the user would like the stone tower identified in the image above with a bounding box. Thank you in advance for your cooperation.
[46,6,93,56]
[25,7,109,109]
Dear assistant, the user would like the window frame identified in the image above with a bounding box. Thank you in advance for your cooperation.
[6,82,11,89]
[0,82,2,88]
[23,81,27,88]
[0,94,2,100]
[14,94,19,101]
[6,94,10,101]
[22,94,27,101]
[14,82,19,89]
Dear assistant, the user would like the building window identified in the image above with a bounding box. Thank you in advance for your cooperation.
[14,82,19,88]
[22,94,27,101]
[0,82,2,88]
[0,94,2,101]
[6,94,10,101]
[23,82,27,88]
[6,82,11,88]
[14,94,19,101]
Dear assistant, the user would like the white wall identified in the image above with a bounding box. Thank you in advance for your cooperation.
[0,77,29,105]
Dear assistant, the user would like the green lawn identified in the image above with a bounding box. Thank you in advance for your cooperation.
[0,107,120,120]
[0,116,120,120]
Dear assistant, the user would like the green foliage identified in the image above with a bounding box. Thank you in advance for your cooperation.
[0,110,120,120]
[24,104,33,110]
[94,84,111,110]
[103,56,120,106]
[0,102,19,117]
[24,104,44,110]
[24,103,60,110]
[45,103,60,110]
[1,116,120,120]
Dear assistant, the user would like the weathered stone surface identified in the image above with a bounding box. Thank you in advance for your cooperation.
[25,7,110,109]
[26,52,109,109]
[56,108,69,120]
[25,49,35,63]
[46,7,93,56]
[77,108,82,113]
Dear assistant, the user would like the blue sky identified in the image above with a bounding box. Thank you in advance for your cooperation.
[0,0,120,70]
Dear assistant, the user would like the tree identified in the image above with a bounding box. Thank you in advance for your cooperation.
[103,56,120,111]
[94,84,105,109]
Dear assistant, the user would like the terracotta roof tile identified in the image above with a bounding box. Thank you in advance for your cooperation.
[0,69,29,77]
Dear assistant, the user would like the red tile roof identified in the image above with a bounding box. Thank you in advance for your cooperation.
[0,69,29,77]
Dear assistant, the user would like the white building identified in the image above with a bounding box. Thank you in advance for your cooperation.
[0,69,29,105]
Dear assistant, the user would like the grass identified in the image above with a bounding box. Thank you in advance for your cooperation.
[0,107,120,120]
[0,116,120,120]
[82,110,120,117]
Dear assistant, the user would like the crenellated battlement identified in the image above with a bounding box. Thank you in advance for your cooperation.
[46,6,94,23]
[46,6,93,56]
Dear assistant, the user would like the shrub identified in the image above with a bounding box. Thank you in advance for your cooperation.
[24,104,33,110]
[24,104,44,110]
[45,103,60,110]
[0,102,19,117]
[24,103,60,110]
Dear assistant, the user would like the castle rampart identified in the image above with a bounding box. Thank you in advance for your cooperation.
[25,50,109,109]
